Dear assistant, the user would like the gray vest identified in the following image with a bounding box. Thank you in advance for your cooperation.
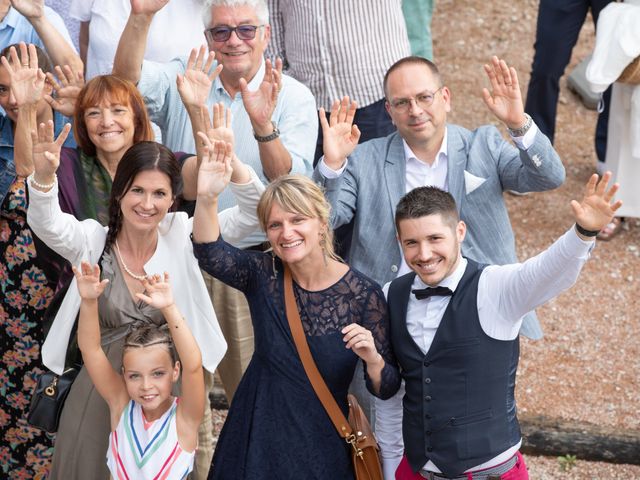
[387,259,521,477]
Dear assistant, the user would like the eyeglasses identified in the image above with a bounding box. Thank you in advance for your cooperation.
[204,24,265,43]
[388,87,443,113]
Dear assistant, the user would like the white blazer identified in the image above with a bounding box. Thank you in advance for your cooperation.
[27,168,265,374]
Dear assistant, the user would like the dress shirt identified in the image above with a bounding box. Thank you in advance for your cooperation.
[0,6,76,53]
[138,57,317,247]
[266,0,410,110]
[377,227,594,479]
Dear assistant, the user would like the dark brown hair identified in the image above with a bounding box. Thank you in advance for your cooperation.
[73,75,154,156]
[383,56,443,98]
[123,322,177,365]
[105,142,183,248]
[395,186,459,233]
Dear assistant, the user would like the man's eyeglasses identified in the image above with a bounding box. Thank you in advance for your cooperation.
[205,25,264,43]
[388,87,443,113]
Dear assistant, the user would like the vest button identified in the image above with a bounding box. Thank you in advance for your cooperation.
[391,264,398,273]
[423,360,431,367]
[424,395,432,401]
[425,377,431,384]
[427,447,433,452]
[426,430,432,436]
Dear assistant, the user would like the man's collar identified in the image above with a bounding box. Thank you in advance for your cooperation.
[214,58,266,97]
[403,127,449,167]
[1,7,20,29]
[411,256,467,293]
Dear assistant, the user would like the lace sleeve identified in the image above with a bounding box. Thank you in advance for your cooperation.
[360,286,401,400]
[192,236,264,294]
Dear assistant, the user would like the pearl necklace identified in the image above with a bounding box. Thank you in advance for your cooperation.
[114,240,148,281]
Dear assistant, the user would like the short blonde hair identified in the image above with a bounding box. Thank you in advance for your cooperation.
[257,175,340,262]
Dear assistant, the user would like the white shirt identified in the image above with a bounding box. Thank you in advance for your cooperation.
[70,0,206,80]
[376,227,595,479]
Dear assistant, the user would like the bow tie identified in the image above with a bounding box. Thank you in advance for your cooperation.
[412,286,453,300]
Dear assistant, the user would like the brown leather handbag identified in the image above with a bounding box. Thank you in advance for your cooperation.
[283,266,383,480]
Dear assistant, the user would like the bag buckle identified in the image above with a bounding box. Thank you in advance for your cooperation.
[346,433,364,459]
[45,376,58,397]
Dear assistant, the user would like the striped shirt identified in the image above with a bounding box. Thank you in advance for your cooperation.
[266,0,411,109]
[107,398,194,480]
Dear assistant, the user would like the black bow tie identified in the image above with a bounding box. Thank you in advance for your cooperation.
[412,286,453,300]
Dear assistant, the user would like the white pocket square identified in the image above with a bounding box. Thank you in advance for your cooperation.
[464,171,487,195]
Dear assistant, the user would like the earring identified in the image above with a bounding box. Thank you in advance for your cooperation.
[320,232,328,267]
[271,250,278,279]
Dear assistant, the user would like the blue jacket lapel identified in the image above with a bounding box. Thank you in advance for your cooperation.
[384,133,407,216]
[445,125,469,214]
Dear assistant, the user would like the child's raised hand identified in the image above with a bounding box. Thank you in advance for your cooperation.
[136,272,174,310]
[73,261,109,299]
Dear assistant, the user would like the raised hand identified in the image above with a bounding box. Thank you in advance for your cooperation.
[319,96,360,169]
[1,43,45,107]
[136,273,175,310]
[201,102,234,148]
[342,323,382,366]
[177,46,223,110]
[30,120,71,184]
[239,57,282,134]
[571,172,622,234]
[481,56,526,130]
[130,0,169,15]
[73,261,109,300]
[44,65,85,117]
[196,135,233,200]
[9,0,44,19]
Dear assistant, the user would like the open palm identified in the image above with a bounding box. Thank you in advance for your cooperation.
[240,58,282,129]
[74,262,108,300]
[196,134,233,199]
[137,273,174,309]
[31,121,71,178]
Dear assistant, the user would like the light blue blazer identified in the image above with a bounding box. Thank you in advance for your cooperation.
[313,124,566,339]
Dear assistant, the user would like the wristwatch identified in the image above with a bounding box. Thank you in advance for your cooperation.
[508,114,532,137]
[253,121,280,143]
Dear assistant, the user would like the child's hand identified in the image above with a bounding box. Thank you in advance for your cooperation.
[136,272,174,310]
[73,261,109,299]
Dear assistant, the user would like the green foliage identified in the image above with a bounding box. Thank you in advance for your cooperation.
[557,454,578,472]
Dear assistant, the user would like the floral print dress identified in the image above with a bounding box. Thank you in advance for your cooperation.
[1,178,57,479]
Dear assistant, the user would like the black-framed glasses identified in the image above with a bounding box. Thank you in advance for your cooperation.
[204,24,265,43]
[389,87,443,113]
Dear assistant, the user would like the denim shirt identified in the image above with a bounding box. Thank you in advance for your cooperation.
[0,111,76,205]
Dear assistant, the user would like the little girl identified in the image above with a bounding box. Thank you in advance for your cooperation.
[74,262,204,479]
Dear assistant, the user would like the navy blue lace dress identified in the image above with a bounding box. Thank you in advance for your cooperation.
[193,238,400,480]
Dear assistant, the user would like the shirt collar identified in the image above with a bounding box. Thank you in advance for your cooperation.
[1,8,21,29]
[411,256,467,294]
[214,58,266,98]
[403,127,449,168]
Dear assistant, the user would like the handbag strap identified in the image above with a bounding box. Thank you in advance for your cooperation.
[283,265,353,440]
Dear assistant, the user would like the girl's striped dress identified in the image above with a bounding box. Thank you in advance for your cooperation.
[106,398,195,480]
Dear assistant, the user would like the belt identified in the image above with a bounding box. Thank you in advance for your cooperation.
[420,453,518,480]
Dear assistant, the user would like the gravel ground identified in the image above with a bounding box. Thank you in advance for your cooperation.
[211,1,640,477]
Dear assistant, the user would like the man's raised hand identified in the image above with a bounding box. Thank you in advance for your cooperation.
[319,96,360,170]
[481,56,526,131]
[571,172,622,238]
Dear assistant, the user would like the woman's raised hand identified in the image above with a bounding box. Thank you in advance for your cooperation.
[73,261,109,300]
[30,120,71,187]
[136,273,175,310]
[196,134,233,200]
[44,64,85,117]
[1,43,45,107]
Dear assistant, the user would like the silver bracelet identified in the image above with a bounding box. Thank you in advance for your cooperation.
[27,173,57,190]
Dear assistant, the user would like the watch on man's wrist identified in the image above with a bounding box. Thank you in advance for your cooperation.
[253,121,280,143]
[507,113,532,137]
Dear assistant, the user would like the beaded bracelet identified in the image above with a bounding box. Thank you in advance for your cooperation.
[27,173,57,190]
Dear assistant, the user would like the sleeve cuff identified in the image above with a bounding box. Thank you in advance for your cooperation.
[510,122,539,150]
[318,157,347,178]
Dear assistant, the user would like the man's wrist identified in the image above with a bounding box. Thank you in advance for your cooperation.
[507,113,532,136]
[574,223,599,240]
[253,121,280,142]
